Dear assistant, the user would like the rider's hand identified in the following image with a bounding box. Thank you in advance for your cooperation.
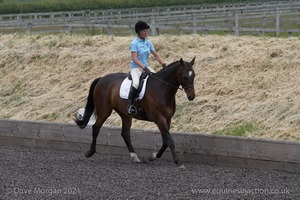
[162,63,167,68]
[144,67,151,75]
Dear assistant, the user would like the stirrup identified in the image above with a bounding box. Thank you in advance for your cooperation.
[128,105,137,115]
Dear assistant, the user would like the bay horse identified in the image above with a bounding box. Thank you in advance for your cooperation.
[75,57,196,168]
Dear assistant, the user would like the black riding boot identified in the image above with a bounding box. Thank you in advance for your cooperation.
[127,86,138,115]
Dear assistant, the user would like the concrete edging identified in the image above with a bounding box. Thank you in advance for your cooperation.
[0,119,299,172]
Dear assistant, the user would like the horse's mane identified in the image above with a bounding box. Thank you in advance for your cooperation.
[156,60,180,75]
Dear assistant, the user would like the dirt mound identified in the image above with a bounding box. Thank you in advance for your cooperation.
[0,34,299,141]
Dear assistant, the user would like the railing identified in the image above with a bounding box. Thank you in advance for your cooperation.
[1,0,300,36]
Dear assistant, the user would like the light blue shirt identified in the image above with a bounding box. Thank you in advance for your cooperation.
[130,37,155,69]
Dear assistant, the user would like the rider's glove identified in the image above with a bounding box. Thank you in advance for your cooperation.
[144,67,151,75]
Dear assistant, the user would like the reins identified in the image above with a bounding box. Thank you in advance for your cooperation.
[149,74,183,90]
[148,60,195,91]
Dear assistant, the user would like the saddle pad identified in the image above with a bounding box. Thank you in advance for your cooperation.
[119,76,149,100]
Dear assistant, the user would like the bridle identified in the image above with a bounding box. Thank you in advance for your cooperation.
[180,68,195,90]
[149,67,194,91]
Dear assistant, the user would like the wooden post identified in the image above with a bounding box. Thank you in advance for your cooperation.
[234,11,239,36]
[107,25,112,35]
[26,23,32,34]
[192,13,197,34]
[275,7,280,37]
[85,25,90,35]
[225,12,229,30]
[261,12,266,36]
[179,28,183,36]
[66,25,73,35]
[150,16,156,36]
[156,27,160,36]
[130,25,135,35]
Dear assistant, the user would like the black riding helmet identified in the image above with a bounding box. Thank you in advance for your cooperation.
[135,21,150,33]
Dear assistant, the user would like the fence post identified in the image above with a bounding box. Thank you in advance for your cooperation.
[130,25,135,35]
[107,25,112,35]
[179,28,183,36]
[66,25,73,35]
[192,13,197,34]
[50,13,54,24]
[261,12,266,36]
[225,12,229,30]
[26,23,32,34]
[275,7,280,37]
[150,16,156,36]
[234,11,239,36]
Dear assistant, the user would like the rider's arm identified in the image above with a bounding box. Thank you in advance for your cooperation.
[152,50,165,67]
[131,51,146,70]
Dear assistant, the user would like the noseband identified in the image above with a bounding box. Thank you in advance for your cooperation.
[180,68,195,90]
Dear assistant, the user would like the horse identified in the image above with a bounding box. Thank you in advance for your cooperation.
[75,57,196,168]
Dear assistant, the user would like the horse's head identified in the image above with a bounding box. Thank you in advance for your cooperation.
[179,57,196,101]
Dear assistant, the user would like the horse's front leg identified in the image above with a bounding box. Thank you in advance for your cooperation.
[151,118,185,168]
[166,134,185,168]
[120,114,141,163]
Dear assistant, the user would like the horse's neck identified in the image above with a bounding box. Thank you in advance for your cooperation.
[156,63,180,87]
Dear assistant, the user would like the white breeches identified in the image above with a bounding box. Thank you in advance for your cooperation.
[130,67,155,89]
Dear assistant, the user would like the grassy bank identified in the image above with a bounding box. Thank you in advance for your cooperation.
[0,33,300,141]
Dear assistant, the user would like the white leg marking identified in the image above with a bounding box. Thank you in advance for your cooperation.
[178,164,186,169]
[130,153,141,163]
[151,152,157,160]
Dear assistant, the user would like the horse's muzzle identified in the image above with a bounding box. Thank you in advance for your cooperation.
[184,87,195,101]
[188,95,195,101]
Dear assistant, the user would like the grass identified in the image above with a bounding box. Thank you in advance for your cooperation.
[1,33,300,141]
[212,122,258,137]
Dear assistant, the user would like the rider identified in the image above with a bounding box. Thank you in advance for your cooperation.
[127,21,166,115]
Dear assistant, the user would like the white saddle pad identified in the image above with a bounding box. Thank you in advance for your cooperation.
[119,76,149,100]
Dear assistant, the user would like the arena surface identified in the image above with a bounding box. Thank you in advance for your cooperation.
[1,144,299,200]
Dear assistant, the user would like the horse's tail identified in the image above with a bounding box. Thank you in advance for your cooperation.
[75,77,101,129]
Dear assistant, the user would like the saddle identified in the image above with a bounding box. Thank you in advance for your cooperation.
[119,72,149,100]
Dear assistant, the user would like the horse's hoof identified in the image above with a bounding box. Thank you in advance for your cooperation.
[177,164,186,169]
[84,150,95,158]
[130,152,141,163]
[148,152,157,162]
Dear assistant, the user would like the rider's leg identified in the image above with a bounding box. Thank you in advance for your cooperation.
[127,68,141,115]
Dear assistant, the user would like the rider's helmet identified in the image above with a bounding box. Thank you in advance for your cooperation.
[135,21,150,33]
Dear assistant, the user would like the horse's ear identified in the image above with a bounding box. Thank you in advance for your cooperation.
[190,56,196,66]
[180,58,184,65]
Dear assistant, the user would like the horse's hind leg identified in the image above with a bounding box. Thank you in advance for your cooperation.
[85,122,100,158]
[85,112,111,158]
[119,113,141,163]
